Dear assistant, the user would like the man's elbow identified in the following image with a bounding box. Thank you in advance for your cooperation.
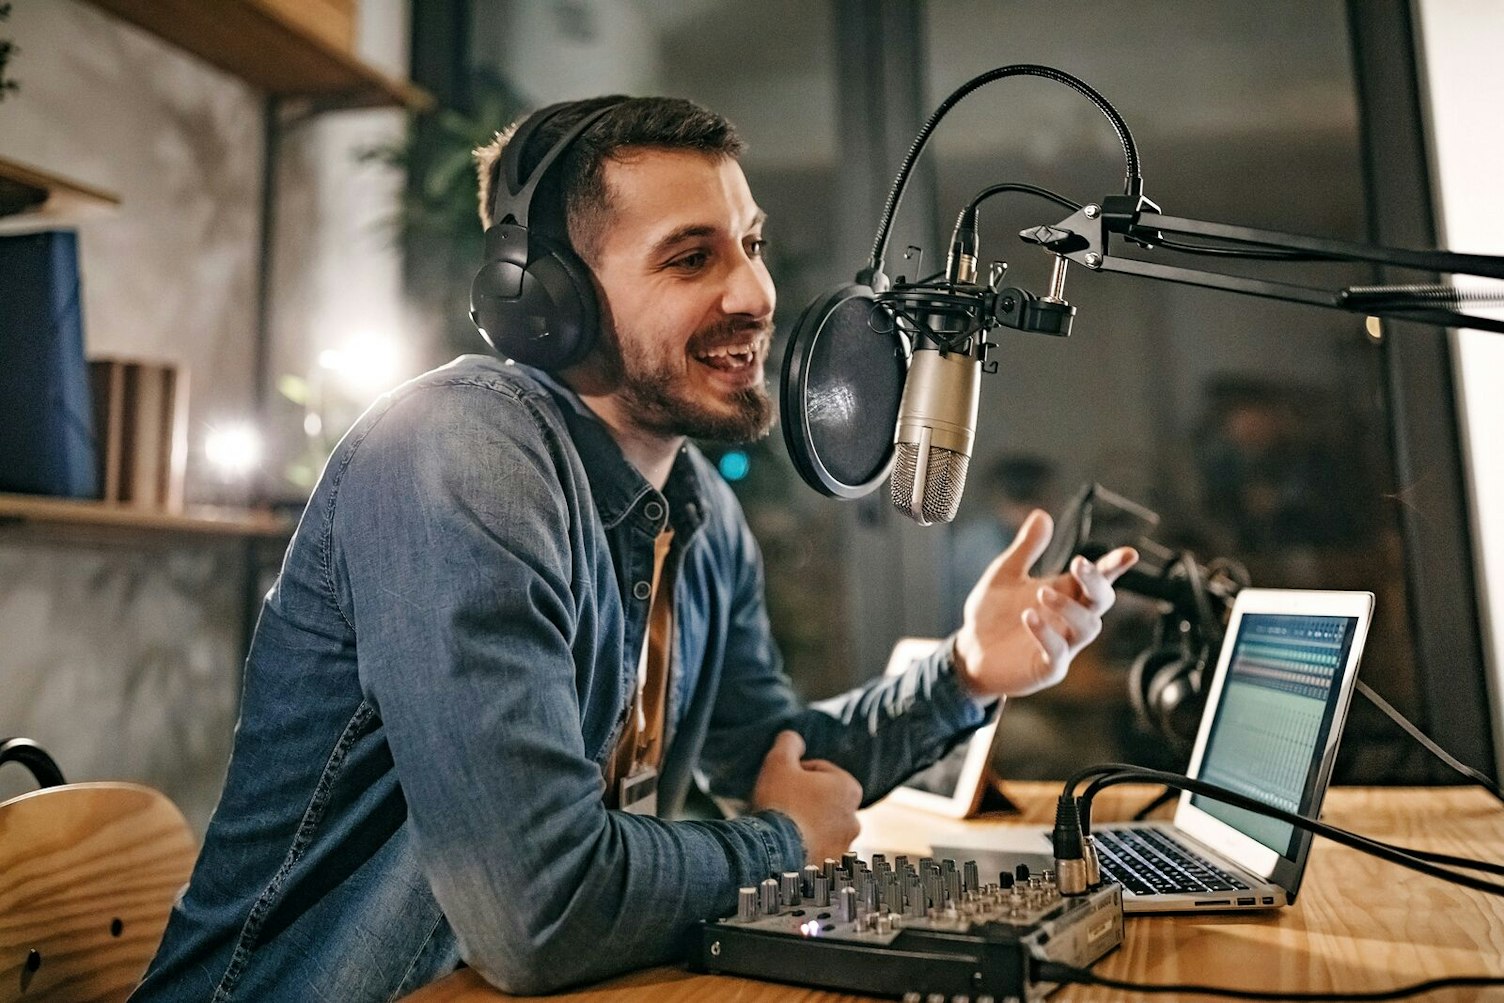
[467,932,619,995]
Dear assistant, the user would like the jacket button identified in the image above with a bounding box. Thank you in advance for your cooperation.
[643,500,665,522]
[633,581,652,601]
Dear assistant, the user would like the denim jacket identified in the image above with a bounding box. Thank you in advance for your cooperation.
[134,355,989,1001]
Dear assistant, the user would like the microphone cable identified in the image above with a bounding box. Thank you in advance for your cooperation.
[867,65,1141,283]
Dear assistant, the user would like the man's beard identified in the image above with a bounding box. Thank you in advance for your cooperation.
[602,318,775,443]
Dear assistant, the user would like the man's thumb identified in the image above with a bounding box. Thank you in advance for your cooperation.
[994,508,1054,580]
[767,729,806,765]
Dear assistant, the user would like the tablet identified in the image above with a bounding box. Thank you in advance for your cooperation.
[879,637,1005,817]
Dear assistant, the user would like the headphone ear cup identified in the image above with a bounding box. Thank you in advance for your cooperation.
[471,228,599,370]
[1128,645,1179,737]
[1153,651,1209,752]
[1133,645,1208,756]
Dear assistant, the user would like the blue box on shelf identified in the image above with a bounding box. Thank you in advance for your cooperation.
[0,229,98,498]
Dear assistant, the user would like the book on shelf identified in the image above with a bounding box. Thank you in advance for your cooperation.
[0,230,98,498]
[89,359,189,512]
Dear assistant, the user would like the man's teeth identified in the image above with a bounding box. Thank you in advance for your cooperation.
[695,344,758,369]
[697,344,755,359]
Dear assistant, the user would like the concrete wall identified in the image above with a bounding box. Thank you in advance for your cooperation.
[0,0,410,831]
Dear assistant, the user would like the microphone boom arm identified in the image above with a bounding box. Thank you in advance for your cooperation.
[1021,197,1504,334]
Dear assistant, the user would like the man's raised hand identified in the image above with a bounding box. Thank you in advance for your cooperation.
[955,509,1137,699]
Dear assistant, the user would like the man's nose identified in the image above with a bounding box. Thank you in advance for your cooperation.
[722,253,775,320]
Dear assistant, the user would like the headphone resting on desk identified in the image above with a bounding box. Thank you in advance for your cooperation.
[470,98,628,370]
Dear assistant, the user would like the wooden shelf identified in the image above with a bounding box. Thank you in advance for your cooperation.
[82,0,433,111]
[0,493,293,540]
[0,157,122,236]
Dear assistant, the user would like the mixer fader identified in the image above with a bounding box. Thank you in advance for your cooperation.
[696,852,1121,1001]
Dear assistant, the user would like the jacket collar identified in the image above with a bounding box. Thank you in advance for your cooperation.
[519,365,707,538]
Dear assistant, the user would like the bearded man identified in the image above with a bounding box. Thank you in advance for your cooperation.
[133,96,1135,1002]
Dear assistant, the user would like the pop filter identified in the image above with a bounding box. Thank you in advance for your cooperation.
[780,284,907,498]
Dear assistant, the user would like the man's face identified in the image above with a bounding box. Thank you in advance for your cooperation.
[581,148,776,443]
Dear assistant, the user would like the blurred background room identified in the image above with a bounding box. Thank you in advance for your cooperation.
[1,0,1499,833]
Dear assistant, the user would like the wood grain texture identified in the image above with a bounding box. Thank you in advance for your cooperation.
[0,783,196,1003]
[401,784,1504,1002]
[81,0,432,109]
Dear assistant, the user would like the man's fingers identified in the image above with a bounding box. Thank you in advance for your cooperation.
[1023,608,1069,667]
[765,729,806,766]
[993,509,1054,580]
[1070,553,1121,614]
[1037,586,1099,649]
[799,758,842,774]
[1095,546,1139,585]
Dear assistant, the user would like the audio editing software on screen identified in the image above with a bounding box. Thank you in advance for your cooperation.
[1191,614,1359,855]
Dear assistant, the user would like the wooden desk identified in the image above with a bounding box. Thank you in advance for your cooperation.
[403,784,1504,1002]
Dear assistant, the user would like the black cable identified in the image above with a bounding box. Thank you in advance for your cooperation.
[1152,235,1332,261]
[1065,762,1135,800]
[869,65,1140,279]
[1131,785,1178,821]
[1077,767,1504,895]
[1357,679,1504,805]
[966,182,1082,218]
[1037,962,1504,1001]
[1106,767,1503,877]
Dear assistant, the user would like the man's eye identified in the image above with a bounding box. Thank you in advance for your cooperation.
[747,238,769,258]
[672,251,709,270]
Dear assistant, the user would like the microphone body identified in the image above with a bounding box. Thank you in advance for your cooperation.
[891,336,981,525]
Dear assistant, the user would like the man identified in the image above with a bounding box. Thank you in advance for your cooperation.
[134,96,1135,1001]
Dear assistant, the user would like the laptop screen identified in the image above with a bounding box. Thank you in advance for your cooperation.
[1189,613,1361,857]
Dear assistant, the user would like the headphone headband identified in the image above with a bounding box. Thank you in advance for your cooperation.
[493,99,627,233]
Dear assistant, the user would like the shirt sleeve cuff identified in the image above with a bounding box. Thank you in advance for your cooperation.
[748,808,805,873]
[928,633,1002,730]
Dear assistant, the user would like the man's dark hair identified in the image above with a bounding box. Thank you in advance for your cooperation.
[474,96,744,264]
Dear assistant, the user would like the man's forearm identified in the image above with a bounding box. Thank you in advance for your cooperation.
[791,637,994,807]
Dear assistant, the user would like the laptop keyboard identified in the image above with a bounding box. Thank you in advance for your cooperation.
[1093,827,1252,896]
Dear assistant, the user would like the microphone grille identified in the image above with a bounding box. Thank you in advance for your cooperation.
[891,442,968,524]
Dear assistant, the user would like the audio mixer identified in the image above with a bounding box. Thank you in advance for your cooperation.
[696,853,1122,1001]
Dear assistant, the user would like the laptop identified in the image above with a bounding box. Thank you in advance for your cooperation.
[933,588,1374,913]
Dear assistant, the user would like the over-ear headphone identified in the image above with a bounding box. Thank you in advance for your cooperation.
[470,98,627,370]
[1128,620,1211,757]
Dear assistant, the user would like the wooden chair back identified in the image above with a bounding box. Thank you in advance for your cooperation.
[0,782,196,1003]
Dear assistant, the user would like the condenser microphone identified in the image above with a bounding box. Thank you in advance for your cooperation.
[890,212,985,525]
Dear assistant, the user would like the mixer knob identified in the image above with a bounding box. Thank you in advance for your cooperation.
[801,864,820,898]
[813,873,830,906]
[760,877,780,914]
[780,871,801,906]
[839,885,858,923]
[737,887,758,923]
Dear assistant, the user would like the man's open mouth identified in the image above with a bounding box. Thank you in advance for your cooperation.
[693,342,759,372]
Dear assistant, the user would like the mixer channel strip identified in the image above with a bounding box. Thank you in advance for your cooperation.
[697,852,1123,1002]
